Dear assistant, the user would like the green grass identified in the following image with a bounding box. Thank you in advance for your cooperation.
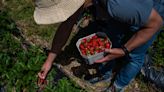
[4,0,58,41]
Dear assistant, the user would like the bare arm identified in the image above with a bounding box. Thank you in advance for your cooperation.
[125,8,163,52]
[38,6,84,79]
[95,8,163,63]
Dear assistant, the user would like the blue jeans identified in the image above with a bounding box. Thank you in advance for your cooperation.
[114,31,160,89]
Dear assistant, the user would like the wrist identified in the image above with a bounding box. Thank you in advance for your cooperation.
[121,45,130,57]
[46,52,57,64]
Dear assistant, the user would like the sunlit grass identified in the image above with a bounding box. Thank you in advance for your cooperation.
[4,0,58,41]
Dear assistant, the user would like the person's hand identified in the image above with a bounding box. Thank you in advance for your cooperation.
[38,60,53,79]
[95,48,125,63]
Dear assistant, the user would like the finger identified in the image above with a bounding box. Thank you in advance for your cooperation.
[105,49,118,54]
[38,72,44,79]
[38,71,46,79]
[94,56,110,63]
[95,54,117,63]
[104,49,111,54]
[37,76,46,86]
[105,48,124,55]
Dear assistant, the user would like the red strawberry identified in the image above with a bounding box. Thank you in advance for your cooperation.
[90,50,94,55]
[79,44,85,50]
[97,38,101,42]
[105,43,110,49]
[98,41,104,46]
[81,50,86,55]
[92,35,98,39]
[81,38,87,43]
[79,34,111,56]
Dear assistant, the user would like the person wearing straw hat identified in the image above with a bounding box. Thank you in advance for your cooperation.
[34,0,164,91]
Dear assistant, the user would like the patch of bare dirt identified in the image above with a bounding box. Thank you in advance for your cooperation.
[16,21,52,49]
[26,35,50,48]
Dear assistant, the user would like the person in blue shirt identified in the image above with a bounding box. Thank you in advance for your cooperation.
[34,0,164,91]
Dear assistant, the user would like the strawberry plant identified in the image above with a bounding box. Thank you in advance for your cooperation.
[149,31,164,66]
[0,10,84,92]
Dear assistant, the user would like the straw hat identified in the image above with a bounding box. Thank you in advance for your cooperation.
[34,0,85,24]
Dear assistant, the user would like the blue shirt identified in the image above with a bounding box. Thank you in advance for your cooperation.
[107,0,154,27]
[153,0,164,20]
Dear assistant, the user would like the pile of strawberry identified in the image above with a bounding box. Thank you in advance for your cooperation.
[79,35,111,56]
